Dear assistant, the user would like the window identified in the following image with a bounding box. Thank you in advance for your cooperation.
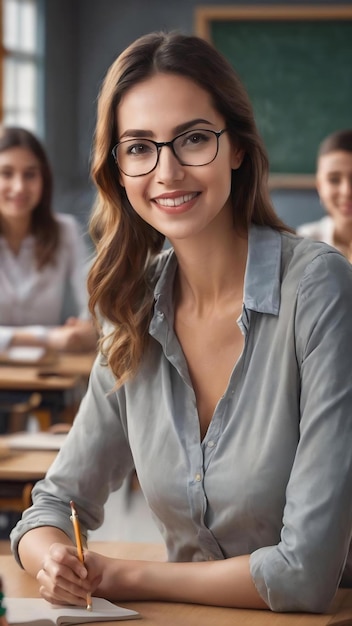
[1,0,44,133]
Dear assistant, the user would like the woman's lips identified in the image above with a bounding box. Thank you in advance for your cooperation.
[153,192,200,213]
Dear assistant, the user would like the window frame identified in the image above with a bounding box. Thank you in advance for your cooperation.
[0,0,45,134]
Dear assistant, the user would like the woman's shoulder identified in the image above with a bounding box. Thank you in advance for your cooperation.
[280,228,352,296]
[281,226,345,265]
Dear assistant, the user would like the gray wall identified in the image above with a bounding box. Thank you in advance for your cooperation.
[44,0,350,230]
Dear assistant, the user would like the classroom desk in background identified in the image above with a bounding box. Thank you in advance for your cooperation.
[0,444,57,482]
[0,438,58,512]
[1,542,352,626]
[0,351,97,428]
[0,351,96,391]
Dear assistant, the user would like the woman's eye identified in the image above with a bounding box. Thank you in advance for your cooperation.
[127,142,154,156]
[185,132,207,144]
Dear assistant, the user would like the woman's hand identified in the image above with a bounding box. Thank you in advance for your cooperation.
[47,319,98,353]
[36,543,103,606]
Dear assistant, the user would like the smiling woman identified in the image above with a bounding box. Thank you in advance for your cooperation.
[10,32,352,615]
[0,127,96,354]
[113,72,242,244]
[0,126,97,432]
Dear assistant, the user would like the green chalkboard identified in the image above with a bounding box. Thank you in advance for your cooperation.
[195,8,352,181]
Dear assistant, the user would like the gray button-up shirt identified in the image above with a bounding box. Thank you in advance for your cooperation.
[11,225,352,613]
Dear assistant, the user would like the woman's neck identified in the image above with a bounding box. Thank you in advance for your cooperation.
[173,228,248,315]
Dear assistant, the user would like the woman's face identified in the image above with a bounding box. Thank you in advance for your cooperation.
[115,72,243,245]
[316,150,352,225]
[0,146,43,224]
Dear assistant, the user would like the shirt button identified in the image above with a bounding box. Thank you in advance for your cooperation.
[207,440,215,448]
[195,473,202,482]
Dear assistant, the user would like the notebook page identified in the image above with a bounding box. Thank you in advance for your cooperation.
[6,597,140,625]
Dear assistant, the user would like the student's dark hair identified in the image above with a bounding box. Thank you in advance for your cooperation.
[89,31,289,385]
[317,129,352,160]
[0,126,59,268]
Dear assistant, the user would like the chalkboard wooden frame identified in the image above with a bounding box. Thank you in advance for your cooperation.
[194,5,352,189]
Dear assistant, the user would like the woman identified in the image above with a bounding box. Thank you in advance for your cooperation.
[0,126,97,433]
[297,129,352,261]
[10,33,352,613]
[0,126,96,354]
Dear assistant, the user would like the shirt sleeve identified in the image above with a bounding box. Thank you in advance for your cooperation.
[10,354,135,565]
[250,251,352,612]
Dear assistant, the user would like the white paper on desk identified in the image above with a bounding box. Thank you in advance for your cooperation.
[7,432,67,450]
[5,596,140,624]
[6,346,46,362]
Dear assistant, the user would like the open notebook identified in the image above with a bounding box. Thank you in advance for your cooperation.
[5,597,140,625]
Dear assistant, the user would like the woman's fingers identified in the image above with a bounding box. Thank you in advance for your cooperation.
[37,568,88,606]
[36,543,91,606]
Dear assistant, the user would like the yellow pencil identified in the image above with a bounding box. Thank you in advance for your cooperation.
[69,500,92,611]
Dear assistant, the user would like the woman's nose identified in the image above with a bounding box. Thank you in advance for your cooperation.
[12,175,26,191]
[155,145,185,182]
[339,177,352,197]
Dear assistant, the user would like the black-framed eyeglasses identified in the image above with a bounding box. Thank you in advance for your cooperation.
[111,128,227,177]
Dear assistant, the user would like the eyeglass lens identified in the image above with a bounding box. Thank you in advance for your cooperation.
[114,129,223,177]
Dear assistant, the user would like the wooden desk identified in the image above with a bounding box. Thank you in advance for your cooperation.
[0,351,97,428]
[1,542,352,625]
[0,444,57,512]
[55,352,97,378]
[0,447,57,482]
[0,351,96,391]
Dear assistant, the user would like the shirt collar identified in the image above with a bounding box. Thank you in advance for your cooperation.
[244,224,281,315]
[153,224,282,317]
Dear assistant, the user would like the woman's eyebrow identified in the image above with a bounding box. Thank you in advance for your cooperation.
[119,118,214,140]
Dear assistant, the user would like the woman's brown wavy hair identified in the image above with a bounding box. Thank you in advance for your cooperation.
[0,126,59,268]
[89,31,289,386]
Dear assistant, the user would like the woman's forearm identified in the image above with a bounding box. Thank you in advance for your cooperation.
[100,554,268,609]
[18,527,73,577]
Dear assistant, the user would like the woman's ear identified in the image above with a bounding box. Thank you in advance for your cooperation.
[231,146,244,170]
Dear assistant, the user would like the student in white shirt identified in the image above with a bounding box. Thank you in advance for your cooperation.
[0,126,97,353]
[0,126,97,432]
[297,129,352,262]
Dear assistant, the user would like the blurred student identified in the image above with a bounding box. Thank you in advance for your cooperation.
[0,126,97,353]
[297,129,352,262]
[0,126,97,433]
[10,33,352,614]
